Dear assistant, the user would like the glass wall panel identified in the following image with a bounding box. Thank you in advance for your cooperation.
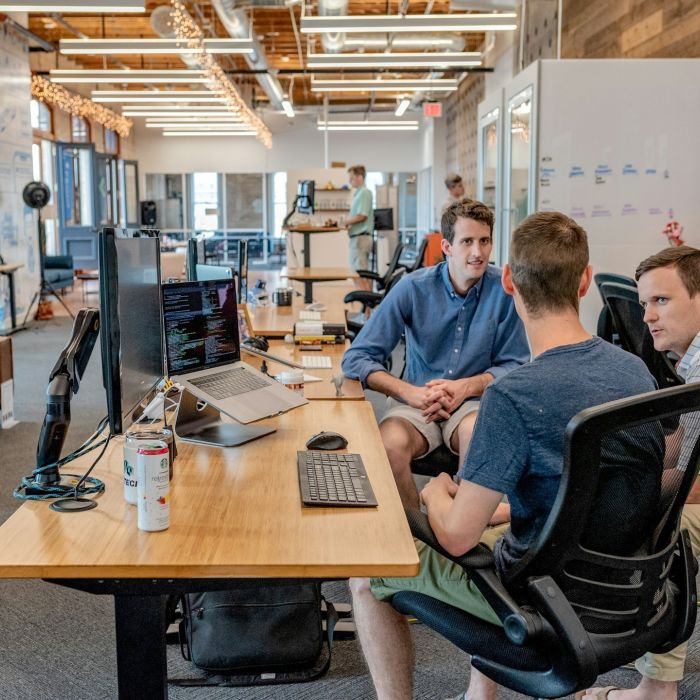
[507,87,532,235]
[124,162,138,224]
[191,172,220,230]
[145,173,184,230]
[60,145,94,228]
[225,173,263,229]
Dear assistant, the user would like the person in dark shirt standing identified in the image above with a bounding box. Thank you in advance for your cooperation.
[350,212,661,700]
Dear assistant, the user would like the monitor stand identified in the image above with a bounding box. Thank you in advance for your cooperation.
[174,389,275,448]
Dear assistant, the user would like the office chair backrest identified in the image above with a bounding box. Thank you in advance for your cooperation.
[594,272,636,299]
[503,382,700,673]
[409,237,429,272]
[383,242,404,280]
[600,281,682,388]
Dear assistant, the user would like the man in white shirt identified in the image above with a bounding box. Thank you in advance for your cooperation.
[441,173,465,216]
[584,245,700,700]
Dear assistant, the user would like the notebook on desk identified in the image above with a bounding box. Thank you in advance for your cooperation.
[162,279,307,424]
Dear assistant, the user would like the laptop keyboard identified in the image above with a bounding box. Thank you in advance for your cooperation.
[297,451,377,507]
[302,355,332,369]
[189,367,270,400]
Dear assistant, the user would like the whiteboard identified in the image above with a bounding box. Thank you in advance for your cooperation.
[535,59,700,331]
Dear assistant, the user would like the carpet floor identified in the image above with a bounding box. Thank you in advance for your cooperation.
[1,317,699,699]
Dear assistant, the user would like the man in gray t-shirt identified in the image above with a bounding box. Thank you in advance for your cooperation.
[350,212,662,700]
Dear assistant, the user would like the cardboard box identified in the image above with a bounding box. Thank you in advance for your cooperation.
[0,336,15,427]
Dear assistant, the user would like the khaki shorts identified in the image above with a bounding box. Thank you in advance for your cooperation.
[370,524,510,626]
[381,397,481,458]
[349,234,372,271]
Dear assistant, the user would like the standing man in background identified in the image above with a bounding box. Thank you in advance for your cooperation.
[442,173,466,216]
[346,165,374,290]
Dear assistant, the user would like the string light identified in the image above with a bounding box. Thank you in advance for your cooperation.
[169,0,271,148]
[32,75,132,138]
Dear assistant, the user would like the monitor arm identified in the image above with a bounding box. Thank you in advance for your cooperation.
[35,308,100,485]
[283,195,301,228]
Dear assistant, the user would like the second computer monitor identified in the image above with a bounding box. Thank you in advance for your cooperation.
[195,263,234,281]
[374,208,394,231]
[297,179,315,214]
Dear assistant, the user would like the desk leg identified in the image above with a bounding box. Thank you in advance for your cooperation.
[303,280,313,303]
[303,232,311,267]
[114,594,169,700]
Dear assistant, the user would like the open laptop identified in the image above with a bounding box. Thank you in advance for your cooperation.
[162,279,307,424]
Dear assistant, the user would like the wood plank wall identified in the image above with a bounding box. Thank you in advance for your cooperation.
[561,0,700,58]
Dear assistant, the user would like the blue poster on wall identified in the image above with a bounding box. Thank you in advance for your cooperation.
[61,150,73,223]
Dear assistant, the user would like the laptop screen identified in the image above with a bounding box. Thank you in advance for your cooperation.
[162,279,240,376]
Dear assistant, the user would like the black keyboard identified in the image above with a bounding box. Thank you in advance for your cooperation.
[189,367,269,400]
[297,451,378,507]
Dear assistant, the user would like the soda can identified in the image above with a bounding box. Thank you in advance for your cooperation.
[136,442,170,532]
[124,428,175,504]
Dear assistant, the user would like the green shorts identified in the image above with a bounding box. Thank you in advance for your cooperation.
[370,523,509,627]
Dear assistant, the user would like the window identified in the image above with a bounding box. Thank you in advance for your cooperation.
[71,115,90,143]
[104,127,119,154]
[225,174,263,230]
[270,171,287,237]
[30,99,52,134]
[191,172,220,231]
[145,173,184,230]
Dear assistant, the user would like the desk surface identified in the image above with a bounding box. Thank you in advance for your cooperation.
[0,401,418,580]
[285,226,340,233]
[243,340,363,400]
[286,267,358,281]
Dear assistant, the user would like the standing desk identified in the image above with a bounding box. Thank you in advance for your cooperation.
[285,267,358,303]
[0,401,418,699]
[284,225,340,267]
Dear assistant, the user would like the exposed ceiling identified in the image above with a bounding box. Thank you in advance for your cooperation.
[22,0,509,136]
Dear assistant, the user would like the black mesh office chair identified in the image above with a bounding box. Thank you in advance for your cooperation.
[594,273,637,342]
[393,383,700,698]
[398,237,429,274]
[356,243,404,291]
[599,281,683,388]
[343,268,406,341]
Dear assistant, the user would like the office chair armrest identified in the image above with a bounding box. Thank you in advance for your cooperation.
[356,269,382,282]
[343,291,383,308]
[404,508,551,646]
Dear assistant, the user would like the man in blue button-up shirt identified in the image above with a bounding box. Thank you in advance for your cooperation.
[342,199,530,507]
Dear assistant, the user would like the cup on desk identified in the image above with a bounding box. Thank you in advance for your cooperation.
[272,287,294,306]
[277,369,304,395]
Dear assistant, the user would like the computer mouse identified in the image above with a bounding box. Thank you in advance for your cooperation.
[305,431,348,451]
[242,335,269,352]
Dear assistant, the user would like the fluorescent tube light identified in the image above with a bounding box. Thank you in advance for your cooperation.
[307,52,481,69]
[318,120,419,126]
[96,96,227,103]
[281,98,295,118]
[92,90,223,98]
[395,98,411,117]
[162,131,257,137]
[146,123,251,129]
[316,120,419,131]
[343,36,460,48]
[311,78,458,92]
[317,125,419,131]
[60,38,254,55]
[49,69,209,84]
[124,111,237,117]
[0,0,143,11]
[300,13,518,34]
[144,117,242,122]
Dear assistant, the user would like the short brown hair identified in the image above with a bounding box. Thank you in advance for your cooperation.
[348,165,366,178]
[441,198,493,244]
[635,246,700,297]
[444,173,462,188]
[509,212,589,315]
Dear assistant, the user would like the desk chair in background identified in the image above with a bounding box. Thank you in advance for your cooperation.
[594,272,636,343]
[599,281,683,389]
[393,383,700,698]
[356,243,404,292]
[398,237,429,275]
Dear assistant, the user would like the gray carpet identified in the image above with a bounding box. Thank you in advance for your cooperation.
[1,317,699,699]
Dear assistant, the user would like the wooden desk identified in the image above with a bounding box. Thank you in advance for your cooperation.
[284,225,340,267]
[243,339,364,400]
[0,401,417,698]
[285,266,359,303]
[0,263,24,334]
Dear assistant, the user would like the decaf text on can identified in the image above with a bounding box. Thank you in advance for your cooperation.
[136,443,170,532]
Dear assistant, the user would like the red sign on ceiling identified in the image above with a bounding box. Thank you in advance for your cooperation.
[423,102,443,118]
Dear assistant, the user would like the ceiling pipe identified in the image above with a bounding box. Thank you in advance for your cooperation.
[210,0,284,110]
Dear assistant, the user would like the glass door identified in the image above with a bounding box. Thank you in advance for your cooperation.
[96,153,118,228]
[56,142,97,269]
[120,159,140,228]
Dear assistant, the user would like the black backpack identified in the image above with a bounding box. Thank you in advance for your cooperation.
[169,581,338,687]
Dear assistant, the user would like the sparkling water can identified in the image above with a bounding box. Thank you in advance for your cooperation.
[136,442,170,532]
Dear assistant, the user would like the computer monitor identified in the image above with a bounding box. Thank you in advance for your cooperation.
[297,179,315,214]
[195,263,235,281]
[98,227,164,435]
[374,208,394,231]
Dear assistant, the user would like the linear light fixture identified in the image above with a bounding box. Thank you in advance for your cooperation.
[162,131,257,137]
[122,105,233,111]
[316,120,419,131]
[96,96,227,103]
[395,98,411,117]
[60,38,254,55]
[123,110,237,117]
[281,96,295,118]
[311,78,458,93]
[300,13,517,34]
[144,116,242,122]
[307,52,481,69]
[147,123,251,129]
[0,0,143,11]
[49,69,209,84]
[344,36,464,48]
[92,89,223,99]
